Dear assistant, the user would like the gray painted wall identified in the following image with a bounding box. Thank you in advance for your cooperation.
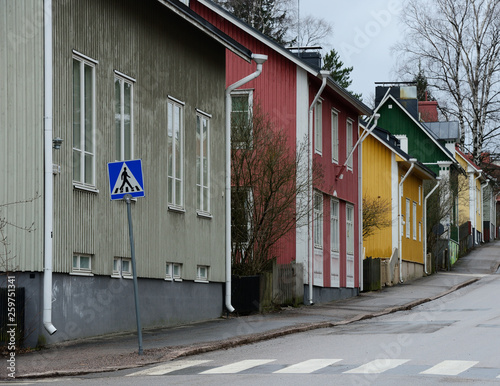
[2,273,223,347]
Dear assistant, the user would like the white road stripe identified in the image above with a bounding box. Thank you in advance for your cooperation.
[274,359,342,374]
[344,359,410,374]
[127,360,212,376]
[420,360,478,376]
[200,359,275,374]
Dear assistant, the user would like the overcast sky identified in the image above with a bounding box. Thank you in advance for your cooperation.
[299,0,405,105]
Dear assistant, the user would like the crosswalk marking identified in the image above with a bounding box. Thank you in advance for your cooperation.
[420,360,479,376]
[200,359,275,374]
[273,359,342,374]
[126,360,212,376]
[344,359,410,374]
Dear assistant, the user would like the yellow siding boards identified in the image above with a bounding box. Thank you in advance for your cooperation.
[362,134,393,259]
[400,170,424,264]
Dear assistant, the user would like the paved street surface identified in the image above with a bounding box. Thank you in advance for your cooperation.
[6,240,500,381]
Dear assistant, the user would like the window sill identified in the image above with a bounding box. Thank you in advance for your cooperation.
[194,279,209,284]
[165,277,182,282]
[70,272,94,277]
[73,183,99,194]
[111,274,132,279]
[168,205,186,214]
[197,211,213,219]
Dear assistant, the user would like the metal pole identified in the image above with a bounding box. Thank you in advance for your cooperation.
[124,194,143,355]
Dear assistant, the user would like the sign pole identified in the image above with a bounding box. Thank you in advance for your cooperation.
[124,193,143,355]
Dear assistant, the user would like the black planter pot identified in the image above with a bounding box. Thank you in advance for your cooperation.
[231,275,260,315]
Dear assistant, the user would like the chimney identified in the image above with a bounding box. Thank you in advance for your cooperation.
[418,100,439,122]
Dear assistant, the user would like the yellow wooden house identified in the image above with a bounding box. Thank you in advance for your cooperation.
[455,146,484,245]
[362,126,437,284]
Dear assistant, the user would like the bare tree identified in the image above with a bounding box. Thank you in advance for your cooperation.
[292,14,333,48]
[231,105,323,276]
[395,0,500,163]
[0,195,39,273]
[362,195,392,239]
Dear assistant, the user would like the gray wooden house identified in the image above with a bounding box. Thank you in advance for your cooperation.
[1,0,251,346]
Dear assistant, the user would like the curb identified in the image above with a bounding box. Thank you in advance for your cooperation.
[14,277,481,380]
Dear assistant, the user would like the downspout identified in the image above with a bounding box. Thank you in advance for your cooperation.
[225,54,268,313]
[307,70,329,305]
[473,172,482,244]
[398,158,417,283]
[358,121,363,292]
[43,0,57,335]
[424,177,441,274]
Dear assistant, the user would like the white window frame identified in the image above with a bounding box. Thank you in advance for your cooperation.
[196,110,211,215]
[72,53,97,189]
[314,192,323,249]
[112,257,132,279]
[195,265,209,283]
[71,253,93,276]
[231,89,253,149]
[314,100,323,155]
[114,71,134,161]
[346,204,354,255]
[413,201,417,240]
[406,198,411,239]
[330,199,339,252]
[167,96,185,209]
[346,118,354,170]
[331,109,339,163]
[418,185,422,205]
[165,262,182,281]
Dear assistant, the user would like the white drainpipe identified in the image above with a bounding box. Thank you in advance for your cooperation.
[473,172,482,243]
[398,158,417,283]
[225,54,268,312]
[423,177,441,274]
[43,0,57,335]
[307,70,329,305]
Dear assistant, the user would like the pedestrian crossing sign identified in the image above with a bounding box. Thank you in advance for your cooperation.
[108,159,145,200]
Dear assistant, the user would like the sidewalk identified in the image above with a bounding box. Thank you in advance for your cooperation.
[13,240,500,379]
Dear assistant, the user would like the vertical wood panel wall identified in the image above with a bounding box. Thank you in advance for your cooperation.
[52,0,227,281]
[1,1,44,272]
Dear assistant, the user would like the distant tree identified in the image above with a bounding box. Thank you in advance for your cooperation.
[362,195,392,239]
[322,48,362,100]
[215,0,295,45]
[293,14,333,48]
[231,104,323,276]
[413,62,433,102]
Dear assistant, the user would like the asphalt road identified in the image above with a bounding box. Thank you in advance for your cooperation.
[15,268,500,386]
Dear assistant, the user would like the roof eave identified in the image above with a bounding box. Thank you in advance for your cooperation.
[158,0,252,62]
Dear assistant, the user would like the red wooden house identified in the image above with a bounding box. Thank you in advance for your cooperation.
[189,0,372,303]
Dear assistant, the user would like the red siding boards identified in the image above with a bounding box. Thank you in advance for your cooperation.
[190,0,361,289]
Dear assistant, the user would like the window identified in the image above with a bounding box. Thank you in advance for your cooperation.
[314,101,322,154]
[196,265,209,282]
[314,192,323,249]
[231,187,252,246]
[406,198,411,238]
[72,254,92,275]
[73,53,96,187]
[330,199,339,252]
[418,185,422,205]
[114,71,134,161]
[196,111,211,214]
[346,204,354,255]
[346,119,353,169]
[165,262,182,281]
[112,257,132,278]
[331,110,339,163]
[231,90,252,148]
[413,201,417,240]
[167,97,184,208]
